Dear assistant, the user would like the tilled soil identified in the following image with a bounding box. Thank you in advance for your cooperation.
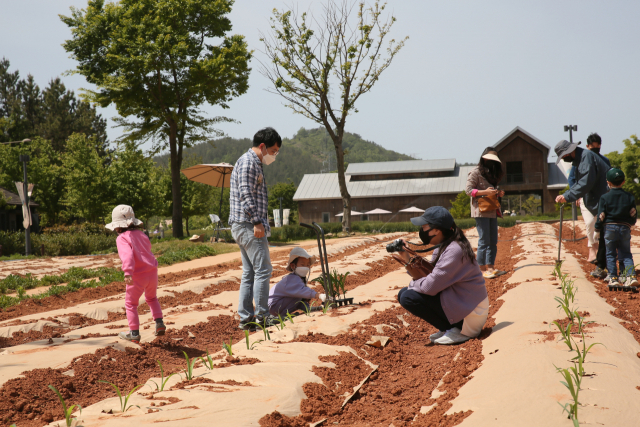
[0,314,249,426]
[558,224,640,348]
[260,226,524,427]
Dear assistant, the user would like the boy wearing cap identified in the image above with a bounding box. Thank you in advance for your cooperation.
[268,247,326,316]
[594,168,638,287]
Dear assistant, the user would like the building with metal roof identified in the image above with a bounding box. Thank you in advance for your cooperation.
[294,127,569,223]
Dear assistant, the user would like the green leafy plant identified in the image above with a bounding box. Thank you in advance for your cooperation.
[244,330,262,350]
[200,350,216,370]
[285,311,295,324]
[249,322,271,341]
[312,269,351,299]
[222,337,234,356]
[275,313,287,331]
[555,365,581,427]
[571,333,604,375]
[99,381,142,412]
[322,302,335,314]
[48,385,82,427]
[552,320,574,351]
[181,351,199,381]
[149,360,176,392]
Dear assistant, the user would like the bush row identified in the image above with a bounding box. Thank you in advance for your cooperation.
[0,231,117,257]
[0,266,121,295]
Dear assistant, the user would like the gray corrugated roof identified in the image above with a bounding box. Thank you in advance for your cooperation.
[547,163,569,189]
[294,166,475,201]
[345,159,456,176]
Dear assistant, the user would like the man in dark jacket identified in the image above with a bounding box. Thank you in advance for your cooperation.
[555,139,611,278]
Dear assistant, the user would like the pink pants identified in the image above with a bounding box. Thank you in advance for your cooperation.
[125,270,163,330]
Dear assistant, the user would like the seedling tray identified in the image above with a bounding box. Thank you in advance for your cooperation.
[334,298,354,307]
[608,284,639,293]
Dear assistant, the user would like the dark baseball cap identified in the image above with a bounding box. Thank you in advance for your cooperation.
[410,206,455,230]
[554,139,581,164]
[606,168,625,184]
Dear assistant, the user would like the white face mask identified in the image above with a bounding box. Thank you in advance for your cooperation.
[261,145,277,165]
[294,266,310,277]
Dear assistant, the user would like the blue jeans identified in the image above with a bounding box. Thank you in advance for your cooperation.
[231,222,273,322]
[604,224,634,278]
[475,217,498,266]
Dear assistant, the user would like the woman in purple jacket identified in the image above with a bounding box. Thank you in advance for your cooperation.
[397,207,489,345]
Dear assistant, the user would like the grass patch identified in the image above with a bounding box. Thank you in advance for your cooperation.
[152,240,239,266]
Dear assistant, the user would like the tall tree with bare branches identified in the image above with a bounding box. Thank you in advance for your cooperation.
[261,1,406,230]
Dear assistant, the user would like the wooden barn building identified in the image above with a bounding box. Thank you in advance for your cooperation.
[294,127,569,224]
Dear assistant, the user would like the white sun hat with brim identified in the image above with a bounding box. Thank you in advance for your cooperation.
[105,205,143,231]
[481,152,501,163]
[286,247,317,271]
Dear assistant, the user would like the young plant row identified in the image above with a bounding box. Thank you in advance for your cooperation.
[0,267,124,309]
[551,263,603,427]
[311,268,351,300]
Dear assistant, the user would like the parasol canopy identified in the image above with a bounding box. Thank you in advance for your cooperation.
[335,210,364,217]
[364,208,392,215]
[398,206,425,213]
[180,163,233,188]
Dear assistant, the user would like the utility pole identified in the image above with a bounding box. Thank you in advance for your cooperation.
[19,154,31,255]
[565,124,578,239]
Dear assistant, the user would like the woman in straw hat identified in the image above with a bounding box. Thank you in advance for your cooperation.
[268,247,326,316]
[466,147,505,279]
[106,205,165,344]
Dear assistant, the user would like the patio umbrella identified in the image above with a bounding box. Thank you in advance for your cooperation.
[181,163,233,218]
[398,206,425,213]
[335,210,364,217]
[364,208,392,215]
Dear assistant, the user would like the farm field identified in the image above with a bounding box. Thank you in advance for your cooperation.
[2,224,640,426]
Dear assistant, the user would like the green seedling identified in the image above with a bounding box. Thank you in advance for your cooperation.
[298,300,318,316]
[181,351,198,380]
[555,365,581,427]
[200,350,216,370]
[274,313,287,330]
[285,311,295,324]
[222,337,234,356]
[571,333,604,375]
[149,360,176,392]
[552,320,574,351]
[99,381,142,412]
[244,330,262,350]
[322,301,335,314]
[48,385,82,427]
[248,322,271,341]
[573,310,594,335]
[554,295,576,324]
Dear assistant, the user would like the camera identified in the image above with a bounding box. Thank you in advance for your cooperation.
[386,239,405,253]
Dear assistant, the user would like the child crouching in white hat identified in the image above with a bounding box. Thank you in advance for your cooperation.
[106,205,165,344]
[268,247,325,316]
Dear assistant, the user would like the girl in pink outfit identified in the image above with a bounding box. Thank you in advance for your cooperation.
[106,205,165,344]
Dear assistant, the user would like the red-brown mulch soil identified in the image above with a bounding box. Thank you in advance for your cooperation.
[558,224,640,347]
[0,314,249,426]
[260,226,525,427]
[0,262,245,323]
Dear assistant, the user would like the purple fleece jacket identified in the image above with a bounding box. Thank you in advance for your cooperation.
[268,273,317,316]
[408,242,487,324]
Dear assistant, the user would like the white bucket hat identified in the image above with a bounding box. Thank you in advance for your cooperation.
[105,205,143,231]
[286,247,317,271]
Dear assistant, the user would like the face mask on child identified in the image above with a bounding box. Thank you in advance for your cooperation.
[295,266,310,277]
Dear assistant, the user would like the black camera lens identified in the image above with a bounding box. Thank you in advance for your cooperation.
[386,239,405,253]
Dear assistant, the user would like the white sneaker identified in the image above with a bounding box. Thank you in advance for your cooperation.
[483,271,497,279]
[627,277,639,287]
[429,330,446,342]
[434,327,472,345]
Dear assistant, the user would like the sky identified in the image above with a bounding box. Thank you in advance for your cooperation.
[1,1,639,163]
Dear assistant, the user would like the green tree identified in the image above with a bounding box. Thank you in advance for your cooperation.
[61,0,252,238]
[108,142,163,224]
[0,137,66,226]
[607,135,640,200]
[449,191,470,219]
[62,133,111,223]
[522,195,541,215]
[159,156,211,236]
[261,1,407,231]
[268,181,298,223]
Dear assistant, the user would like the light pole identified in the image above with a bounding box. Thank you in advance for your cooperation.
[19,154,31,255]
[564,125,578,239]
